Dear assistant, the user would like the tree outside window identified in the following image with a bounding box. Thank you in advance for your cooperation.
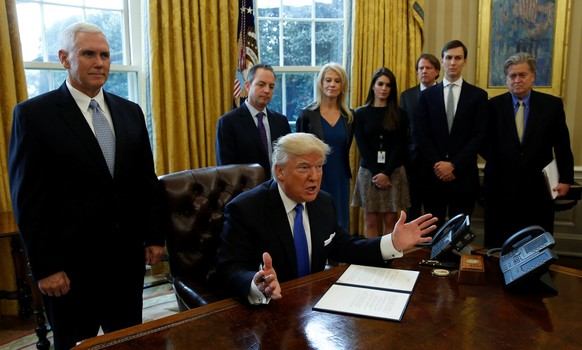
[257,0,349,129]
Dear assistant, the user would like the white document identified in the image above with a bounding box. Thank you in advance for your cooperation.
[335,264,419,292]
[543,159,559,199]
[313,265,419,322]
[313,284,411,321]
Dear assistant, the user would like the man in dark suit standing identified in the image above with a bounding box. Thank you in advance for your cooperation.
[215,133,438,304]
[400,53,441,219]
[8,23,165,350]
[483,52,574,248]
[216,64,291,178]
[416,40,488,228]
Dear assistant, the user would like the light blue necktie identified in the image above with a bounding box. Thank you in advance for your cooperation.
[293,203,310,277]
[89,99,116,176]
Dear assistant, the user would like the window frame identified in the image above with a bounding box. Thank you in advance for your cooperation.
[256,0,351,123]
[16,0,145,109]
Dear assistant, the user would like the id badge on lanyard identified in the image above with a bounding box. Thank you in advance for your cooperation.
[378,134,385,163]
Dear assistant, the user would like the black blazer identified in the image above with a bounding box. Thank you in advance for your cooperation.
[215,103,291,178]
[484,90,574,198]
[400,85,421,162]
[295,107,354,178]
[8,82,164,281]
[215,179,388,301]
[416,80,488,193]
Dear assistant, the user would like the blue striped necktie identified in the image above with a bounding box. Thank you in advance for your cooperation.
[89,99,116,176]
[294,203,310,277]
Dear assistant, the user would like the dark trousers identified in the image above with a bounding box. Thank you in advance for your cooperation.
[423,182,477,230]
[44,264,144,350]
[484,193,554,249]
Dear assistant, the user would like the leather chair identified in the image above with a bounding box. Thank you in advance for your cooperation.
[159,163,266,311]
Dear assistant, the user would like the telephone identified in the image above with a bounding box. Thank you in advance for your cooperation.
[499,225,557,288]
[424,214,476,260]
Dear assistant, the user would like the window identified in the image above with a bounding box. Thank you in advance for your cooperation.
[256,0,350,127]
[15,0,142,104]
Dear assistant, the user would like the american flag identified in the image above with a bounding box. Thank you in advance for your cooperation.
[233,0,258,103]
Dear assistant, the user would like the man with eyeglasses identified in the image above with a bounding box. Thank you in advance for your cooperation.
[482,52,574,248]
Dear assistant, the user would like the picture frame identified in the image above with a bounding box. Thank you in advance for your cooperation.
[476,0,571,98]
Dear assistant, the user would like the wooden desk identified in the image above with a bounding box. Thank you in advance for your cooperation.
[73,249,582,349]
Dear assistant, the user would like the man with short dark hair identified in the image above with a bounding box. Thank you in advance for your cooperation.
[416,40,488,228]
[400,53,441,219]
[216,63,291,178]
[483,52,574,248]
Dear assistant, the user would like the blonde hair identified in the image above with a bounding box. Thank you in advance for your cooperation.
[271,133,331,177]
[308,62,353,123]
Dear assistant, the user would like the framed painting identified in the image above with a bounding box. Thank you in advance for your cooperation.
[476,0,571,97]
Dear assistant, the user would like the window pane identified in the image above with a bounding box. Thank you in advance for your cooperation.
[43,6,84,62]
[47,0,83,5]
[105,71,138,102]
[283,21,311,66]
[257,0,279,17]
[16,3,43,61]
[86,10,125,64]
[285,73,316,122]
[282,0,311,18]
[270,73,283,117]
[315,22,343,65]
[259,19,280,66]
[85,0,124,10]
[316,0,344,18]
[24,69,67,98]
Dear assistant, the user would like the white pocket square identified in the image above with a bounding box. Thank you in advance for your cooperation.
[323,232,336,246]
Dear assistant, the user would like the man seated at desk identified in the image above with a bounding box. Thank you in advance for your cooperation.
[215,133,437,304]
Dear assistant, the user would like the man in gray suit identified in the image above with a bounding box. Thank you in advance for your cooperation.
[400,53,441,219]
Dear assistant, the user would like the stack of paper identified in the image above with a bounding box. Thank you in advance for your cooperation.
[313,265,419,321]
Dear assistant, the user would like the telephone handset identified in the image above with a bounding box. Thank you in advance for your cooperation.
[499,225,557,288]
[428,214,476,260]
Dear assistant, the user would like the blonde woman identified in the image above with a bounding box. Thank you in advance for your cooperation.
[296,63,354,231]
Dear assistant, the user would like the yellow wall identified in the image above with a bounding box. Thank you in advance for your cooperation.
[423,0,582,165]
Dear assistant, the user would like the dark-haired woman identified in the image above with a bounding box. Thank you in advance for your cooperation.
[352,67,410,238]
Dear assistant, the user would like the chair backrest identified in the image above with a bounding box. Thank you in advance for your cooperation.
[159,163,266,295]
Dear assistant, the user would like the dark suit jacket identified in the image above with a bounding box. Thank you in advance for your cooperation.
[400,85,421,162]
[483,90,574,245]
[215,103,291,178]
[416,80,488,194]
[295,107,354,178]
[215,179,388,301]
[484,90,574,199]
[8,82,164,282]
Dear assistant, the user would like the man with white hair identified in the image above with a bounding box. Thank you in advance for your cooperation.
[216,132,437,304]
[9,22,164,349]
